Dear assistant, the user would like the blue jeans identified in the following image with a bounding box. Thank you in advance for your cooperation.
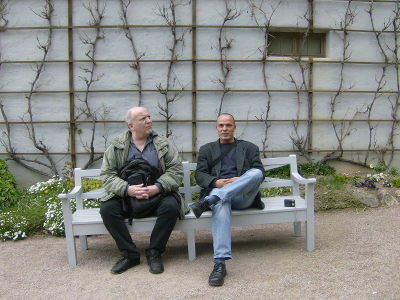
[206,168,264,260]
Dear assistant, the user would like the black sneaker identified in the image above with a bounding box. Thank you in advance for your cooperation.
[147,252,164,274]
[208,263,227,286]
[110,257,140,274]
[190,199,209,218]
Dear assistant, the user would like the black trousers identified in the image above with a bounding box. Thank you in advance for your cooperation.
[100,194,179,260]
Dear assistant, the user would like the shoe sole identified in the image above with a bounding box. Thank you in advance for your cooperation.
[110,261,140,275]
[147,260,164,274]
[208,270,227,286]
[208,280,224,286]
[149,268,164,274]
[190,204,203,218]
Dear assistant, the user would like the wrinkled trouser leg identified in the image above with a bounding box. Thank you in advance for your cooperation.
[209,168,264,259]
[100,197,141,259]
[145,194,179,256]
[100,194,179,259]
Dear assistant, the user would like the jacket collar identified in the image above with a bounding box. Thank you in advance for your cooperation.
[211,138,245,176]
[111,130,159,150]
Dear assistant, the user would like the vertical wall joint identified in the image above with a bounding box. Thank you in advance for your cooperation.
[68,0,75,167]
[192,0,197,162]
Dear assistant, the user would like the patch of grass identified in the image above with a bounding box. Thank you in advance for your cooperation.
[265,165,290,178]
[389,177,400,188]
[315,173,366,211]
[264,162,336,178]
[260,187,292,197]
[318,193,365,211]
[82,178,103,192]
[316,175,345,190]
[299,163,336,176]
[373,160,387,173]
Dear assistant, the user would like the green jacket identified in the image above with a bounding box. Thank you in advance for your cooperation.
[100,130,189,219]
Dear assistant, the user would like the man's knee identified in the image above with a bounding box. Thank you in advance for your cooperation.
[158,194,179,217]
[212,200,231,217]
[100,198,123,220]
[99,200,111,218]
[248,168,264,182]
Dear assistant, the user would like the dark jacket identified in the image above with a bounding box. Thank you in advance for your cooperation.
[195,139,265,209]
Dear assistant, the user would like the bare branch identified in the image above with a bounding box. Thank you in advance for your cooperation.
[0,0,58,176]
[248,0,282,157]
[155,0,190,137]
[75,0,109,169]
[0,0,10,28]
[119,0,144,106]
[214,0,244,116]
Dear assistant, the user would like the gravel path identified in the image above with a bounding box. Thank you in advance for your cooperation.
[1,205,399,300]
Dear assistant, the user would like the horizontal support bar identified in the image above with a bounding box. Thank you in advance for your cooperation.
[0,59,393,65]
[0,89,399,94]
[1,24,398,34]
[0,118,398,125]
[1,148,400,156]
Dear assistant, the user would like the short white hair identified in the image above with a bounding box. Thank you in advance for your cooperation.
[125,109,134,127]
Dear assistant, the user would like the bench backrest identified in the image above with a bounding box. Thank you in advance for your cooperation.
[72,154,300,209]
[73,168,103,210]
[261,154,300,196]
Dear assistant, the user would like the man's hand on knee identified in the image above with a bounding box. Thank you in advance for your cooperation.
[215,177,239,188]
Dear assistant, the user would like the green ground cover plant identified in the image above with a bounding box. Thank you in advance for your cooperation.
[0,171,102,241]
[389,178,400,188]
[388,166,399,177]
[316,172,365,210]
[0,176,65,241]
[0,159,20,210]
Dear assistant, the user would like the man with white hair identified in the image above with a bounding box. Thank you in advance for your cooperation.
[100,107,189,275]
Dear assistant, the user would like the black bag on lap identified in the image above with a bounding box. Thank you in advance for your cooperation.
[118,158,162,222]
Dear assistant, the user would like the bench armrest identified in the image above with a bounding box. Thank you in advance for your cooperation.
[291,172,317,184]
[58,186,83,200]
[291,172,316,209]
[59,186,84,228]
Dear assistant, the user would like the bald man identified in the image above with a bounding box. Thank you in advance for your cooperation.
[100,107,189,275]
[193,113,265,286]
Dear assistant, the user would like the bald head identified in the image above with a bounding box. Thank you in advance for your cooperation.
[216,113,236,144]
[126,107,153,140]
[125,107,149,126]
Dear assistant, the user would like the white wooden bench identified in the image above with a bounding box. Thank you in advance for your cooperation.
[59,154,316,266]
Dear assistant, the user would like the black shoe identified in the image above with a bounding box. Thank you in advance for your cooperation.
[110,257,140,274]
[208,263,227,286]
[147,251,164,274]
[252,191,265,209]
[191,199,209,218]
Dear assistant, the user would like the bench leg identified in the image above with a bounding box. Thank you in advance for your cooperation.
[61,199,78,266]
[294,221,301,237]
[306,219,315,251]
[79,235,88,250]
[65,231,77,266]
[187,229,196,261]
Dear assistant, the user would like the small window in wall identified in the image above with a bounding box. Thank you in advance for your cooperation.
[268,32,325,57]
